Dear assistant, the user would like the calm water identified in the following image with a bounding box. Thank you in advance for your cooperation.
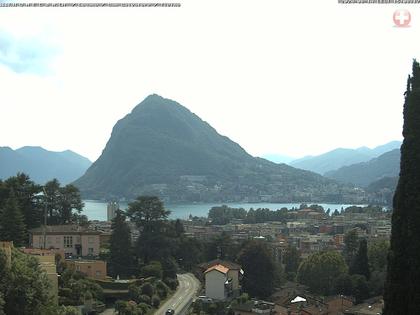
[83,200,365,221]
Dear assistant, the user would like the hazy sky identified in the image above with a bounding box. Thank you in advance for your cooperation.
[0,0,418,162]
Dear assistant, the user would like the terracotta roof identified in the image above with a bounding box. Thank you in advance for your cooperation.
[204,264,229,274]
[199,259,241,270]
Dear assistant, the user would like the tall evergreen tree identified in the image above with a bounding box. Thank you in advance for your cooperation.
[0,193,27,246]
[384,60,420,314]
[109,210,133,278]
[349,239,370,280]
[238,241,276,298]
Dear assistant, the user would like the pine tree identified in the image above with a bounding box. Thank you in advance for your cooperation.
[384,60,420,314]
[0,193,27,246]
[109,210,134,278]
[349,239,370,280]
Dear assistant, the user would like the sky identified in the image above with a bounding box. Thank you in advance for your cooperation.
[0,0,418,162]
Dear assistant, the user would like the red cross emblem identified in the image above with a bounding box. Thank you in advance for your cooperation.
[393,10,411,28]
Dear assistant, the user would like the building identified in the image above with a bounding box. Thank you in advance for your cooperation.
[202,260,241,301]
[21,248,59,304]
[29,225,101,258]
[107,201,119,222]
[66,259,107,280]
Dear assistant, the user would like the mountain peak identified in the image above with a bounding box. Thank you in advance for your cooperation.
[74,96,347,202]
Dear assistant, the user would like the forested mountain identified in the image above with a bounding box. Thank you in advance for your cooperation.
[325,149,400,187]
[289,141,401,175]
[74,94,360,203]
[0,146,91,184]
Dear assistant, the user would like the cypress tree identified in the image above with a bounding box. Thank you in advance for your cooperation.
[109,210,134,278]
[384,60,420,314]
[0,193,27,246]
[349,239,370,280]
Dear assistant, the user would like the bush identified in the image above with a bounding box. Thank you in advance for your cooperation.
[163,277,179,290]
[140,283,154,297]
[139,294,151,305]
[141,261,163,279]
[152,295,161,308]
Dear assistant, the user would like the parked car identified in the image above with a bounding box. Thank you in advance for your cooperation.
[165,309,175,315]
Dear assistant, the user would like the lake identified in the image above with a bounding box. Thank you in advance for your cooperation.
[83,200,365,221]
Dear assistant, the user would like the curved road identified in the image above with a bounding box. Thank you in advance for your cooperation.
[156,273,201,315]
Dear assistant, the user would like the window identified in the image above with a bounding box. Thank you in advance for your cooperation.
[47,237,51,244]
[56,237,60,244]
[64,236,73,248]
[96,271,101,276]
[76,265,80,271]
[88,248,94,255]
[88,236,94,244]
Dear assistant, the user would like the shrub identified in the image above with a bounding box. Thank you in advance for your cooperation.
[152,295,161,308]
[139,294,151,305]
[140,283,154,297]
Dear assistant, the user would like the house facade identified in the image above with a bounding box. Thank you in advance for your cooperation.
[29,225,101,257]
[203,260,241,301]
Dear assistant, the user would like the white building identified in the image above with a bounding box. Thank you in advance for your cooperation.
[107,201,119,222]
[204,261,241,300]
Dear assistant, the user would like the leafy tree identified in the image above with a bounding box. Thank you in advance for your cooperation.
[109,210,134,278]
[350,239,370,280]
[384,59,420,314]
[127,196,172,264]
[43,179,84,225]
[141,261,163,279]
[333,273,354,296]
[368,239,389,272]
[351,274,370,304]
[284,245,300,275]
[3,173,42,230]
[0,193,27,246]
[177,237,204,271]
[205,232,238,261]
[297,251,347,295]
[343,229,359,266]
[237,241,276,298]
[1,249,55,315]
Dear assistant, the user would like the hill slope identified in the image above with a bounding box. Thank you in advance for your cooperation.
[0,146,92,184]
[325,149,400,187]
[74,94,358,203]
[290,141,401,175]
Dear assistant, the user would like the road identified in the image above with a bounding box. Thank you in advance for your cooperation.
[155,273,201,315]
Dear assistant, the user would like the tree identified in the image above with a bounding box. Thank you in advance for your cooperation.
[127,196,173,264]
[297,251,347,295]
[368,239,389,272]
[237,241,275,298]
[1,248,55,314]
[0,193,27,246]
[3,173,42,230]
[42,180,84,225]
[384,60,420,315]
[350,239,370,280]
[109,210,134,278]
[284,245,300,275]
[343,229,359,266]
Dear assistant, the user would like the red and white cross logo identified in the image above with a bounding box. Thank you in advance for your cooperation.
[393,10,411,28]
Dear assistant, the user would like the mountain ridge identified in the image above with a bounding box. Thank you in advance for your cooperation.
[0,146,91,184]
[74,94,361,203]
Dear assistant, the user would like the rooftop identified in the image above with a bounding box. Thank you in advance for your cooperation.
[29,225,101,235]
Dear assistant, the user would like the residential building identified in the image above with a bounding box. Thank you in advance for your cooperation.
[201,260,241,300]
[21,248,59,304]
[29,225,101,258]
[66,259,107,280]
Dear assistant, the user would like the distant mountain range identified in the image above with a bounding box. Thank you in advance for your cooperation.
[288,141,401,175]
[260,154,296,164]
[325,149,400,187]
[74,94,360,203]
[0,146,92,184]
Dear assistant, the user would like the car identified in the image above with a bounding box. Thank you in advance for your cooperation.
[197,296,213,303]
[165,309,175,315]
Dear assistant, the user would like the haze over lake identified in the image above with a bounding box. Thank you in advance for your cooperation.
[83,200,366,221]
